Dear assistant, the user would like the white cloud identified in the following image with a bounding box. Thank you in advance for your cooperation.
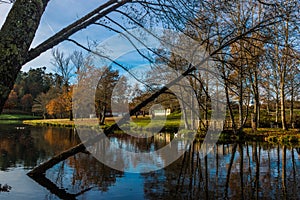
[0,3,12,28]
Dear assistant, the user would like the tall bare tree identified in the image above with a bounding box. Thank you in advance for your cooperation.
[51,49,73,88]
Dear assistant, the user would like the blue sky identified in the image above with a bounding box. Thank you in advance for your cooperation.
[0,0,149,73]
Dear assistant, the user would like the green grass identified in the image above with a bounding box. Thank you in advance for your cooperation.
[132,115,181,126]
[23,115,182,131]
[0,114,42,120]
[0,120,24,125]
[23,117,116,128]
[112,115,182,135]
[131,116,152,126]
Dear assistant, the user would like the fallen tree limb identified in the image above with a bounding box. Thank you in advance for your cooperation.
[29,172,93,199]
[28,143,86,176]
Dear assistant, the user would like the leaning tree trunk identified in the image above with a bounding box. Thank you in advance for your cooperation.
[0,0,49,113]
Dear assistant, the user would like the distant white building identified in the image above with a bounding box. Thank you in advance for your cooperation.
[151,108,171,116]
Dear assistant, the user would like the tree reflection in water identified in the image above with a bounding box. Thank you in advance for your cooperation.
[141,141,300,200]
[19,128,299,199]
[42,153,123,199]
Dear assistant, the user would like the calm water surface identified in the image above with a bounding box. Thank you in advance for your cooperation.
[0,122,299,199]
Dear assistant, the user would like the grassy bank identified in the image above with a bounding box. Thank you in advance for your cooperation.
[23,118,76,127]
[0,114,42,120]
[23,116,181,130]
[243,128,300,146]
[23,117,300,146]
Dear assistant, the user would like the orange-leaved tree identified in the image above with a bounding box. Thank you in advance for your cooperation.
[46,87,72,119]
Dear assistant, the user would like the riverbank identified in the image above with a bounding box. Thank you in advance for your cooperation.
[23,118,300,146]
[243,127,300,146]
[23,117,118,128]
[0,114,42,120]
[23,116,181,130]
[24,118,77,127]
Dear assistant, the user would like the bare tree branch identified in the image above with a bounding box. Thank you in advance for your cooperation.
[26,0,132,64]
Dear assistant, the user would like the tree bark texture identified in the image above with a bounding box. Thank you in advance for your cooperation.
[0,0,49,113]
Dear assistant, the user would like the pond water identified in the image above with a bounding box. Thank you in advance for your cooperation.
[0,122,299,199]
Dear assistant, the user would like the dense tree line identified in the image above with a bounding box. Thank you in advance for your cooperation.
[4,67,55,112]
[4,49,124,122]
